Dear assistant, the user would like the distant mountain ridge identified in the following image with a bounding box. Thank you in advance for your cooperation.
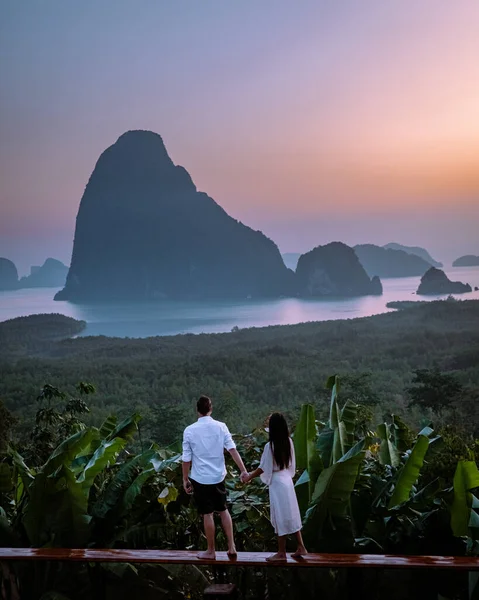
[383,243,442,268]
[55,130,294,301]
[354,244,432,278]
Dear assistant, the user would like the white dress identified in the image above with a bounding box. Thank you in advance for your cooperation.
[259,439,302,537]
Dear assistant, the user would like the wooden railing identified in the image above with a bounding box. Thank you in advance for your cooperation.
[1,548,478,570]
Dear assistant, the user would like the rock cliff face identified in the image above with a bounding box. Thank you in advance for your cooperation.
[453,255,479,267]
[55,131,293,301]
[354,244,431,278]
[0,258,18,290]
[416,268,472,295]
[383,243,442,268]
[296,242,382,297]
[20,258,68,288]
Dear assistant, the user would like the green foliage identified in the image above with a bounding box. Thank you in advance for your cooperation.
[377,422,400,467]
[293,404,323,514]
[303,439,366,543]
[2,301,479,440]
[407,367,464,410]
[387,434,430,508]
[0,399,16,453]
[1,347,479,598]
[451,461,479,537]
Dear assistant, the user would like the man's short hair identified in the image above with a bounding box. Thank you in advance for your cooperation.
[197,395,212,416]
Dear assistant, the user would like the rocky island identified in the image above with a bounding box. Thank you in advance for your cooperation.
[383,243,442,268]
[0,258,18,290]
[19,258,68,288]
[55,130,294,301]
[416,267,472,295]
[452,255,479,267]
[354,244,432,278]
[296,242,382,297]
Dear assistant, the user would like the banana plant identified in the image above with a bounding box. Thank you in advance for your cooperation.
[450,460,479,537]
[302,438,367,546]
[293,404,323,515]
[319,375,362,468]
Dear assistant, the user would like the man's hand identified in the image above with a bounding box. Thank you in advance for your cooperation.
[240,471,250,484]
[183,478,193,494]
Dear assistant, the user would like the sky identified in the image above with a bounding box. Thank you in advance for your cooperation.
[1,1,478,275]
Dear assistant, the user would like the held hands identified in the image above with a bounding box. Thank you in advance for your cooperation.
[240,471,251,484]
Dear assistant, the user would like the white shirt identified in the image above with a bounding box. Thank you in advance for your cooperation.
[182,416,236,484]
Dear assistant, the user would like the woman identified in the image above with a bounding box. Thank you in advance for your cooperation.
[243,412,307,561]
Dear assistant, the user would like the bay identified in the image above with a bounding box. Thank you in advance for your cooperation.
[0,266,478,338]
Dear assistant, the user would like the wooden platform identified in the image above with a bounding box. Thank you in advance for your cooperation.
[0,549,478,570]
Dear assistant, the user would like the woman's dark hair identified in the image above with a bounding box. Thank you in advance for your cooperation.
[268,412,291,470]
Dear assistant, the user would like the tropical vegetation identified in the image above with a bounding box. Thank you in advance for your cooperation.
[0,374,478,599]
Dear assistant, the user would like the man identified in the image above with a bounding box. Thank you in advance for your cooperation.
[182,395,248,559]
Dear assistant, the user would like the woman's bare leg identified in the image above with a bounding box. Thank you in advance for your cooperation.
[291,530,308,558]
[266,535,287,561]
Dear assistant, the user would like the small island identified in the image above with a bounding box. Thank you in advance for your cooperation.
[0,257,19,290]
[296,242,382,297]
[416,267,472,295]
[19,258,68,288]
[452,255,479,267]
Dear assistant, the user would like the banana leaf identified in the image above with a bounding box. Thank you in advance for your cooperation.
[317,427,334,469]
[43,428,97,476]
[121,455,179,515]
[23,466,91,547]
[99,415,118,439]
[377,423,400,468]
[106,413,141,442]
[391,414,411,453]
[388,434,429,509]
[339,400,359,456]
[9,447,35,494]
[303,438,366,540]
[77,437,127,493]
[326,374,340,429]
[293,404,322,513]
[92,448,158,520]
[450,460,479,537]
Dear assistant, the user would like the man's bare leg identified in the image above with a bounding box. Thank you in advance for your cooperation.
[197,513,216,559]
[266,535,287,561]
[291,530,308,559]
[219,509,237,557]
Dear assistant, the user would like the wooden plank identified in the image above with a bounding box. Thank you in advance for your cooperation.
[0,549,478,570]
[204,583,237,596]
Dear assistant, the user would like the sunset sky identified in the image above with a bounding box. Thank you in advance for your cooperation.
[1,0,478,274]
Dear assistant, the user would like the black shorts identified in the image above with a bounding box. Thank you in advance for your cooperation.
[191,479,227,515]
